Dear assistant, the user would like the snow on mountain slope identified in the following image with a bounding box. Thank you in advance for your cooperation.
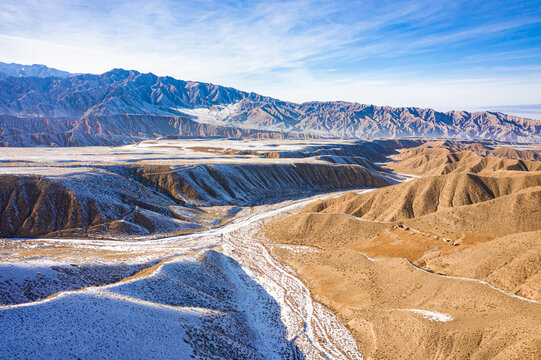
[0,160,389,239]
[0,139,397,239]
[0,167,203,238]
[0,260,158,305]
[1,290,200,359]
[177,103,242,126]
[0,65,539,146]
[0,248,356,359]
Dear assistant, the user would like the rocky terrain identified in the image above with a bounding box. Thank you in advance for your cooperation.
[0,187,367,359]
[0,61,74,80]
[0,139,399,239]
[219,100,540,141]
[0,137,539,359]
[477,104,541,120]
[386,140,541,175]
[1,63,540,146]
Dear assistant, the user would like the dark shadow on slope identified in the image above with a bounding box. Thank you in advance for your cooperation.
[0,260,161,305]
[0,141,401,239]
[0,250,309,359]
[107,250,308,359]
[113,162,392,206]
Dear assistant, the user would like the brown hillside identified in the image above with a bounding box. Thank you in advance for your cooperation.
[264,171,541,358]
[262,143,541,358]
[266,172,540,268]
[403,186,540,239]
[387,141,541,176]
[393,140,541,161]
[306,172,541,222]
[388,149,541,176]
[420,231,541,302]
[265,186,540,262]
[270,245,541,359]
[490,146,541,161]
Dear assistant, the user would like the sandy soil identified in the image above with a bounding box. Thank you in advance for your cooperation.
[270,246,541,359]
[262,145,541,358]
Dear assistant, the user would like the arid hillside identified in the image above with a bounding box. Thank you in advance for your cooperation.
[269,244,541,359]
[268,171,540,250]
[1,137,539,359]
[420,231,541,302]
[392,140,541,161]
[387,141,541,175]
[264,143,541,359]
[306,172,541,223]
[0,139,394,239]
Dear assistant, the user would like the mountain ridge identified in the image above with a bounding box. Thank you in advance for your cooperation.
[0,63,539,146]
[0,61,74,79]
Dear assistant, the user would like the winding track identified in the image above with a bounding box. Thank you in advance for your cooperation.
[406,259,541,305]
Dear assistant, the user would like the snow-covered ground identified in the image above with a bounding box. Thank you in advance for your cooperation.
[176,102,301,132]
[0,166,91,175]
[0,190,365,359]
[0,138,367,166]
[221,221,363,359]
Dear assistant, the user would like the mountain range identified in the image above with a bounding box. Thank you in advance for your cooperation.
[0,62,539,146]
[472,104,541,120]
[0,62,74,80]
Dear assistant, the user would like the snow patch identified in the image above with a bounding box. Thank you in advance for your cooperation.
[176,103,241,126]
[403,309,454,322]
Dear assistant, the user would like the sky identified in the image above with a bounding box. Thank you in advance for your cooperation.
[1,0,540,110]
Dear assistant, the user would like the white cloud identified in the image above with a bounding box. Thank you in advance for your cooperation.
[0,0,539,109]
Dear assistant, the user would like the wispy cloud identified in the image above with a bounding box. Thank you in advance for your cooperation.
[0,0,540,108]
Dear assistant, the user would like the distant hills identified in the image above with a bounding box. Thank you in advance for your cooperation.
[0,61,74,80]
[0,62,539,146]
[472,104,541,120]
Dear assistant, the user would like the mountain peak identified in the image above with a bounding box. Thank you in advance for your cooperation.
[0,61,74,79]
[0,61,539,146]
[102,68,140,80]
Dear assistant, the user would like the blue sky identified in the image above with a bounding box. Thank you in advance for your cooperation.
[1,0,540,109]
